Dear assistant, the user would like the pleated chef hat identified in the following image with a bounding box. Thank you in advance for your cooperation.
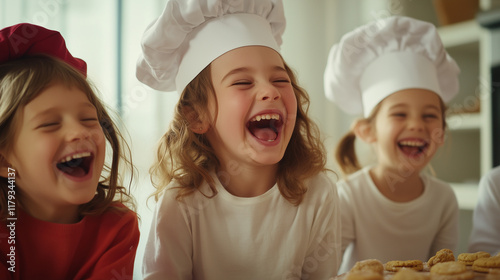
[324,16,460,117]
[136,0,286,93]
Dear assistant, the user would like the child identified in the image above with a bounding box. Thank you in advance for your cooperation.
[0,23,140,279]
[136,0,341,279]
[323,16,460,274]
[468,166,500,255]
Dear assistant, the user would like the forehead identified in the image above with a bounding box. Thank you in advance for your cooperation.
[381,88,442,109]
[210,46,284,73]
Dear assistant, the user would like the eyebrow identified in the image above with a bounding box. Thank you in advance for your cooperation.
[388,103,441,111]
[220,65,287,83]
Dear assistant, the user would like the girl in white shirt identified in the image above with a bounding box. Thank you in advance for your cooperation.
[136,0,341,279]
[324,16,460,274]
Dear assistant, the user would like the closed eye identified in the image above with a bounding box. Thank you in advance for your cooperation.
[391,113,406,117]
[232,81,252,86]
[37,122,59,128]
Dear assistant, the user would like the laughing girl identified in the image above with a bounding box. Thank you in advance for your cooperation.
[136,0,341,279]
[324,16,460,274]
[0,23,139,279]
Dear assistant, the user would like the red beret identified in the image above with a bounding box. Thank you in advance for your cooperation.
[0,23,87,76]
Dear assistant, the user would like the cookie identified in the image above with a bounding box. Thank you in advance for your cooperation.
[430,261,467,274]
[457,251,490,266]
[385,260,423,272]
[344,270,383,280]
[428,248,455,267]
[392,268,429,280]
[350,259,384,275]
[472,255,500,273]
[430,262,474,280]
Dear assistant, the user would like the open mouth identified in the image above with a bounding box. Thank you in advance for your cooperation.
[398,140,428,157]
[56,152,93,178]
[247,113,283,142]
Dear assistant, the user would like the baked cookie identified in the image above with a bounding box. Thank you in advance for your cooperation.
[472,255,500,273]
[430,262,474,280]
[350,259,384,276]
[385,260,423,272]
[428,248,455,267]
[457,251,490,266]
[392,268,429,280]
[344,270,383,280]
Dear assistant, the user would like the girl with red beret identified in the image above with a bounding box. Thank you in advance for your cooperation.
[0,23,139,280]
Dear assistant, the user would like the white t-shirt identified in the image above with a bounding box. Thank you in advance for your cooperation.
[468,166,500,255]
[142,172,341,280]
[338,167,459,274]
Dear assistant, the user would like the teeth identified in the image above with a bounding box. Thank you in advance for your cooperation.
[250,113,280,122]
[60,152,91,163]
[399,140,425,147]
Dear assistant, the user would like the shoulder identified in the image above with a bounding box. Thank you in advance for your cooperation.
[478,166,500,201]
[337,168,369,192]
[303,172,338,203]
[480,166,500,190]
[423,175,455,195]
[421,175,458,207]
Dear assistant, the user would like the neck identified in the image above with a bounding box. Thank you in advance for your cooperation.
[370,165,424,202]
[216,163,278,197]
[19,196,80,224]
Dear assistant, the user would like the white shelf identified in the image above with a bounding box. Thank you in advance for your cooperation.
[438,20,481,48]
[451,182,479,210]
[447,112,481,131]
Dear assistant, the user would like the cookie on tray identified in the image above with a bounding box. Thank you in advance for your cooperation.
[472,255,500,273]
[428,248,455,267]
[350,259,384,276]
[385,260,423,272]
[457,251,490,266]
[344,270,383,280]
[392,268,429,280]
[430,261,474,280]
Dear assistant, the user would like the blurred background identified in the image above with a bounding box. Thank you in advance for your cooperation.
[2,0,500,278]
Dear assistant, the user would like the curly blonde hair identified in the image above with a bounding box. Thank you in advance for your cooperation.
[0,55,135,221]
[150,61,328,205]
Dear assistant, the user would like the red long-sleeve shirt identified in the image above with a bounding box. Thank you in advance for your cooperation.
[0,204,139,280]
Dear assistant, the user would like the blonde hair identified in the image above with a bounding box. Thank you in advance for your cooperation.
[335,96,448,176]
[150,62,328,205]
[0,55,135,221]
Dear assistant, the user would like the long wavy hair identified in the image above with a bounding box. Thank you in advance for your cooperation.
[150,60,329,206]
[0,55,135,221]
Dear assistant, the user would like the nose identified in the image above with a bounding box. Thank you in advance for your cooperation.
[65,121,92,142]
[408,116,424,131]
[258,83,281,101]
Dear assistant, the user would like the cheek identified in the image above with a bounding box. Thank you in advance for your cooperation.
[430,126,445,146]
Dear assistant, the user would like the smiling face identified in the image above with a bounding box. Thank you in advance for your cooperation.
[205,46,297,170]
[4,82,106,223]
[370,89,445,174]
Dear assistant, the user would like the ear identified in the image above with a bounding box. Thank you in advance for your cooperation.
[182,105,210,134]
[353,119,376,143]
[0,153,11,179]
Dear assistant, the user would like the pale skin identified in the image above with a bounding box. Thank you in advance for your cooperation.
[354,89,445,202]
[0,83,106,224]
[193,46,298,197]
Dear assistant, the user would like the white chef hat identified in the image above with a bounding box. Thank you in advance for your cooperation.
[324,16,460,117]
[136,0,286,93]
